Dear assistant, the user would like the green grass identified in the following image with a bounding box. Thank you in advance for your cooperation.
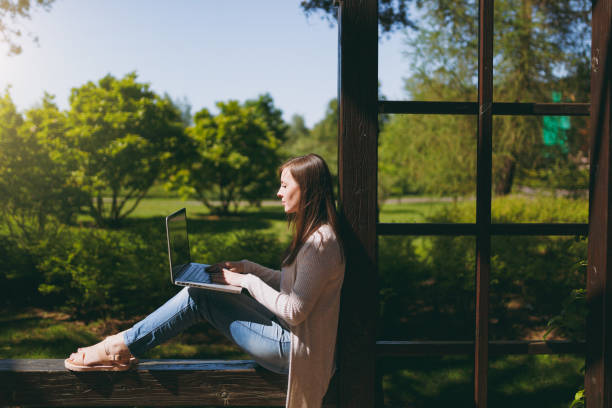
[0,308,246,360]
[381,354,583,408]
[379,199,458,223]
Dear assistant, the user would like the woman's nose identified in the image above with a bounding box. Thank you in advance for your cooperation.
[277,190,282,198]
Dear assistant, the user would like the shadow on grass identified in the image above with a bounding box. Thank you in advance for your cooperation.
[0,308,246,361]
[0,310,99,358]
[381,354,582,408]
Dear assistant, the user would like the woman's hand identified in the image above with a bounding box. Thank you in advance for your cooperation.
[207,261,245,286]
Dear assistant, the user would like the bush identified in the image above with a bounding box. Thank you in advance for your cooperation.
[34,227,169,319]
[190,230,285,269]
[0,234,40,308]
[1,216,288,320]
[378,196,587,341]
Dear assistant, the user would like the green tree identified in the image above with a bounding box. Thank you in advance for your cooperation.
[0,91,85,236]
[379,0,590,197]
[300,0,417,32]
[171,94,287,214]
[0,0,55,55]
[285,114,310,148]
[66,73,187,226]
[284,99,338,178]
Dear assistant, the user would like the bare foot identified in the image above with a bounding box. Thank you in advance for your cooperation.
[68,332,133,367]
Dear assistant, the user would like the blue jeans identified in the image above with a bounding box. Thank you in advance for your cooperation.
[123,286,291,374]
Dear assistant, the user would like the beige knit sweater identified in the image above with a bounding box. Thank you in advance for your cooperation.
[240,224,345,408]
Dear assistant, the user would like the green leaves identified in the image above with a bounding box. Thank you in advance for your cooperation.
[0,91,87,234]
[174,94,287,214]
[66,73,187,225]
[379,0,590,198]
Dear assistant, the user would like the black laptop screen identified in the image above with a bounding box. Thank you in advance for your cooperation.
[167,209,191,275]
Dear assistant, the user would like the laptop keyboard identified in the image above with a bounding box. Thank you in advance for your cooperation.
[178,264,211,284]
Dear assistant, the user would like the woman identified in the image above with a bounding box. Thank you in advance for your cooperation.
[65,153,345,408]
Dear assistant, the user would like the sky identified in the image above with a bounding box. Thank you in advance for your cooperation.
[0,0,410,128]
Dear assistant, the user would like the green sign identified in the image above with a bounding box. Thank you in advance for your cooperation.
[542,91,570,154]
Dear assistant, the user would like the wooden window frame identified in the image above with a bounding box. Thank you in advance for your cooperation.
[336,1,611,407]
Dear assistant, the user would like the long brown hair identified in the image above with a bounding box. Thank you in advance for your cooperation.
[280,154,343,266]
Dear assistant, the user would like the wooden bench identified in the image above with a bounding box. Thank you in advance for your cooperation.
[0,359,337,406]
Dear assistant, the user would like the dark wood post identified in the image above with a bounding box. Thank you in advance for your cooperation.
[336,0,379,407]
[585,0,612,406]
[475,0,494,407]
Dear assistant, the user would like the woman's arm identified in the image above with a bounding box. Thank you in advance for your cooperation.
[241,260,281,290]
[241,232,343,326]
[208,260,281,290]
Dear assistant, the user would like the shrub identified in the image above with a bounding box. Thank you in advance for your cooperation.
[1,217,288,320]
[35,227,169,319]
[190,230,286,269]
[378,196,587,341]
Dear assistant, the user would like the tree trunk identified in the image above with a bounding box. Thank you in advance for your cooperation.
[495,156,516,195]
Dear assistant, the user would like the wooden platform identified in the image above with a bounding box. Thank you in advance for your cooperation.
[0,359,299,406]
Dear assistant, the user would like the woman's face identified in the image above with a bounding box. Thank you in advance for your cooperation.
[277,167,301,214]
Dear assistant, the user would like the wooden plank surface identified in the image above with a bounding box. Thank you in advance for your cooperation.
[0,359,290,406]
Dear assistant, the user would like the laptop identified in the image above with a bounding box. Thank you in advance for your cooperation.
[165,208,242,294]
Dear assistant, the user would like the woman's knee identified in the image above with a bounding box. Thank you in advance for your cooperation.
[183,286,211,316]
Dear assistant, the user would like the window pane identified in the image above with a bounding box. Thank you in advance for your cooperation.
[379,1,478,103]
[378,236,475,341]
[379,356,473,407]
[491,115,589,223]
[489,355,584,408]
[493,0,591,103]
[490,236,586,341]
[379,115,477,223]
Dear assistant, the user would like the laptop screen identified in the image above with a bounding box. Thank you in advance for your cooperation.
[166,208,191,277]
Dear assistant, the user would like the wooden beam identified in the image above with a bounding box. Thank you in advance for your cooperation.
[379,101,477,115]
[377,223,477,236]
[377,223,588,236]
[379,101,590,116]
[0,360,293,406]
[475,0,494,407]
[337,0,379,407]
[585,0,612,407]
[492,102,590,116]
[376,340,586,356]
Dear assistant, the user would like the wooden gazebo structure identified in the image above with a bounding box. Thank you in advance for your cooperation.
[336,0,612,407]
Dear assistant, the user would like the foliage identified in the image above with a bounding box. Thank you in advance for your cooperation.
[190,230,286,271]
[66,72,187,226]
[283,99,338,178]
[170,94,287,214]
[0,91,86,236]
[0,0,55,55]
[378,196,587,341]
[545,288,586,341]
[379,114,476,199]
[571,389,585,408]
[0,213,287,319]
[300,0,417,32]
[27,226,169,319]
[0,233,40,308]
[378,0,590,198]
